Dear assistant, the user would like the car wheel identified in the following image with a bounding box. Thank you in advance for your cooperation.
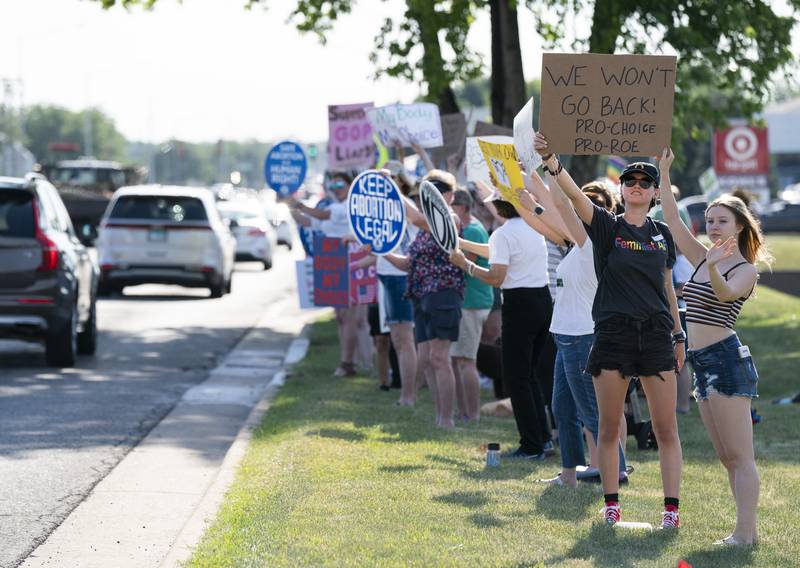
[45,303,78,367]
[283,240,293,250]
[262,257,272,270]
[225,274,233,294]
[210,277,225,298]
[77,300,98,355]
[97,277,111,297]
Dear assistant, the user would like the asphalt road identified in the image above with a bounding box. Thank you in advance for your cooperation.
[0,248,299,568]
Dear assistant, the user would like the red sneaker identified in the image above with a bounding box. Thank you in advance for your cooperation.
[660,509,680,529]
[601,504,621,525]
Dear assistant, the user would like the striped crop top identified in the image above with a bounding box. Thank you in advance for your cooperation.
[683,259,751,329]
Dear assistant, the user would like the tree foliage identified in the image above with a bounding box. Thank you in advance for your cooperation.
[528,0,800,182]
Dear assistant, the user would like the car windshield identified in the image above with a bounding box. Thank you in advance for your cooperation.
[110,195,208,222]
[53,167,125,187]
[0,191,35,237]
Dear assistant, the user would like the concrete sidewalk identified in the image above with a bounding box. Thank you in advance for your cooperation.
[22,297,323,567]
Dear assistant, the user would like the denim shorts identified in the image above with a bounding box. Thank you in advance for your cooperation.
[586,313,676,378]
[378,274,413,324]
[413,288,462,343]
[688,333,759,401]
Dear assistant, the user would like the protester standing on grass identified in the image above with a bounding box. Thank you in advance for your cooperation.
[452,187,557,460]
[532,180,629,487]
[535,133,685,528]
[658,149,770,546]
[449,188,494,422]
[384,171,465,428]
[290,172,367,378]
[374,161,420,406]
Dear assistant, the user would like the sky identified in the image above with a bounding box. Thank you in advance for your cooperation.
[1,0,548,144]
[2,0,797,145]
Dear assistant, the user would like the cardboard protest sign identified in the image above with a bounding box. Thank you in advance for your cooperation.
[419,180,458,253]
[348,243,378,305]
[264,141,307,196]
[347,170,406,255]
[513,98,542,173]
[539,53,677,155]
[295,258,315,309]
[313,236,350,307]
[327,103,377,169]
[474,121,513,137]
[366,103,444,148]
[477,139,524,207]
[466,135,512,185]
[431,113,468,167]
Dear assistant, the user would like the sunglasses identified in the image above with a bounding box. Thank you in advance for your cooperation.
[622,178,654,189]
[328,180,347,190]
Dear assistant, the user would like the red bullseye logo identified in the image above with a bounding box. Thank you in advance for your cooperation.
[724,126,758,162]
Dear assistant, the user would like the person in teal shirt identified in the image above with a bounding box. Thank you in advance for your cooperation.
[449,189,494,421]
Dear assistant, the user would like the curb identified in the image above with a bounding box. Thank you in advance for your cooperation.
[159,326,313,567]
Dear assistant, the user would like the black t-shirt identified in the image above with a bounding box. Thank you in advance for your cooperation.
[585,204,676,324]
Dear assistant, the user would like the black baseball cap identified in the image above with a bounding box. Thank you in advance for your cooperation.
[620,162,660,187]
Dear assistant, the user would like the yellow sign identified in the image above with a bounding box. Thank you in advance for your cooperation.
[476,139,524,207]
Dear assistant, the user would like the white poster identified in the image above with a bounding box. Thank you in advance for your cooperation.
[366,103,444,148]
[513,98,542,174]
[466,135,513,185]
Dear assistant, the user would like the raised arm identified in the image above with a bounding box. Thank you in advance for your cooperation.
[458,237,491,259]
[657,148,707,267]
[548,174,588,247]
[520,170,572,244]
[706,237,759,301]
[450,249,507,288]
[515,189,569,245]
[534,132,595,226]
[410,142,435,172]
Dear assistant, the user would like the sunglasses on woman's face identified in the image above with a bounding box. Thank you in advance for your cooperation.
[328,180,347,190]
[622,177,654,189]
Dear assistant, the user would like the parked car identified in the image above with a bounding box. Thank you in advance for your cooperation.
[96,185,236,298]
[0,174,99,366]
[272,201,294,249]
[217,198,277,269]
[760,201,800,233]
[679,195,708,234]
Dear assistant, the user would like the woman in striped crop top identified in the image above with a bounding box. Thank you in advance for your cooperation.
[659,148,772,546]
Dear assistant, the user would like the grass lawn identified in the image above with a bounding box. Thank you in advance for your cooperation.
[188,287,800,567]
[763,234,800,271]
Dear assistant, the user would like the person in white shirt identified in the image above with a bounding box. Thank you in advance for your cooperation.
[451,189,556,459]
[537,181,629,487]
[289,172,367,377]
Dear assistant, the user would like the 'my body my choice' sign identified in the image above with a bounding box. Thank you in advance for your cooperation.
[348,170,406,255]
[539,53,677,156]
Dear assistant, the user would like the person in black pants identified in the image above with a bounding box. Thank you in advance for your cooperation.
[452,192,559,459]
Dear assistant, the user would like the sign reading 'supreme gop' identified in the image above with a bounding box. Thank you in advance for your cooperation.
[264,141,307,196]
[347,170,406,256]
[328,103,376,169]
[539,53,677,156]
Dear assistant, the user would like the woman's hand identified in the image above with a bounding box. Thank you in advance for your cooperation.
[449,248,468,270]
[516,188,541,213]
[674,341,686,371]
[657,147,675,174]
[534,132,551,157]
[706,236,737,267]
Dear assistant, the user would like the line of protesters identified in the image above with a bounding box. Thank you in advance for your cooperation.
[288,136,770,545]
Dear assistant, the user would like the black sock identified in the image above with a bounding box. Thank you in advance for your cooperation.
[664,497,679,509]
[604,493,619,505]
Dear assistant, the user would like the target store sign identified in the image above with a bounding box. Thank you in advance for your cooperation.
[713,126,769,176]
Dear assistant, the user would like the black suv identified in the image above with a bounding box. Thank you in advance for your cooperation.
[0,174,99,366]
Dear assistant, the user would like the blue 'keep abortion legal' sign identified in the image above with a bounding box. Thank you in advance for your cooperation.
[264,141,307,196]
[347,170,406,256]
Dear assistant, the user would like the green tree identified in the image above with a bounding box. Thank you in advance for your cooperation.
[528,0,800,183]
[22,105,127,163]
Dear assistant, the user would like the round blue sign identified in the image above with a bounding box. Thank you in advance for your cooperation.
[264,141,307,196]
[347,170,406,256]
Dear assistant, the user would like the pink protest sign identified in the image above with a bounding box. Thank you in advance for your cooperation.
[328,103,377,169]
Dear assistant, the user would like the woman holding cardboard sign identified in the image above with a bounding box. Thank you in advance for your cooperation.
[534,132,684,529]
[658,148,770,546]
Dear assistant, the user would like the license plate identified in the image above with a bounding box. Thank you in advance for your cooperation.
[148,228,167,242]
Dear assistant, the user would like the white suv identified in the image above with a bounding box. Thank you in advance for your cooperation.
[97,185,236,298]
